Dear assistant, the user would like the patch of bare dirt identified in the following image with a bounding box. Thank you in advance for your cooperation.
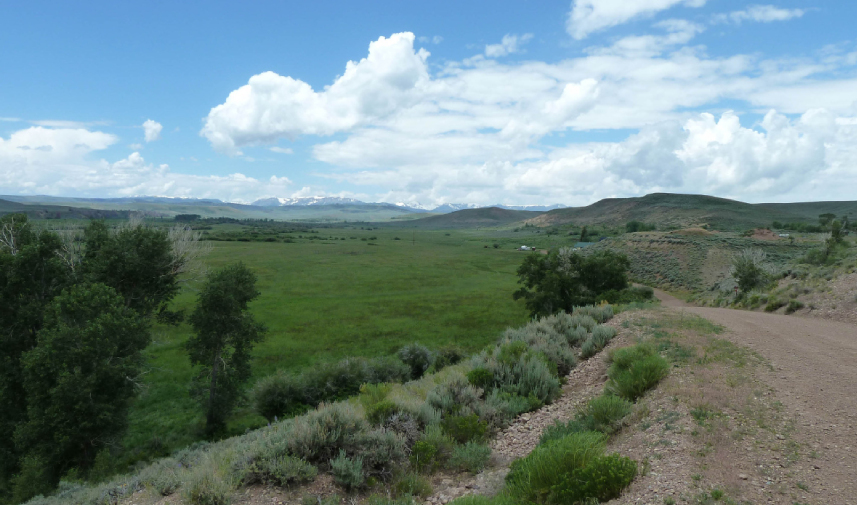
[750,228,781,241]
[653,289,857,504]
[669,228,715,236]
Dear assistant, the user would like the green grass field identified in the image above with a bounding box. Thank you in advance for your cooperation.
[122,226,535,464]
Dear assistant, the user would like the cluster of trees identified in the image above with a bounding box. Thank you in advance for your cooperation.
[0,215,264,503]
[773,213,852,234]
[625,221,656,233]
[513,248,633,317]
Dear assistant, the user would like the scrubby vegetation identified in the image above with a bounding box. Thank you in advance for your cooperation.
[16,302,627,505]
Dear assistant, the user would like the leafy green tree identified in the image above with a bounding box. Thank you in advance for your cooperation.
[818,213,836,227]
[579,226,589,242]
[513,248,630,317]
[187,263,267,436]
[0,215,71,498]
[730,248,769,293]
[81,220,179,316]
[12,283,148,501]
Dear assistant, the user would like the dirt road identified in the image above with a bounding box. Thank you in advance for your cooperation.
[655,290,857,503]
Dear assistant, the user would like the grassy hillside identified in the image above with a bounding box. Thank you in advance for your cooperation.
[401,207,543,229]
[586,230,814,293]
[0,198,131,220]
[527,193,857,231]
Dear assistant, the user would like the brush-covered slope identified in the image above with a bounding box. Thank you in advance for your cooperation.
[528,193,856,230]
[0,198,131,220]
[404,207,543,228]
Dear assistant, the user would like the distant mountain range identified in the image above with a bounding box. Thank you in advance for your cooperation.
[0,194,568,218]
[250,196,567,213]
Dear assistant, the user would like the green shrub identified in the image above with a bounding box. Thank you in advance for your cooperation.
[448,442,492,473]
[235,454,317,486]
[539,419,591,445]
[485,391,542,420]
[502,325,577,376]
[764,298,786,312]
[382,412,422,448]
[568,326,589,346]
[580,325,617,359]
[392,472,433,498]
[583,395,633,434]
[410,440,440,473]
[182,469,232,505]
[506,431,636,505]
[285,402,369,464]
[785,299,805,314]
[467,368,494,389]
[252,357,410,420]
[606,346,669,401]
[330,450,364,491]
[496,340,529,366]
[434,346,466,370]
[470,349,560,404]
[570,314,598,331]
[398,343,434,379]
[411,425,454,472]
[599,286,654,304]
[442,414,488,444]
[138,458,182,496]
[347,428,407,479]
[572,305,614,324]
[367,400,400,425]
[552,453,637,503]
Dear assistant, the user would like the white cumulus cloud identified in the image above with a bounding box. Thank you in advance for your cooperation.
[143,119,163,142]
[566,0,707,40]
[485,33,534,58]
[0,126,292,202]
[201,32,431,154]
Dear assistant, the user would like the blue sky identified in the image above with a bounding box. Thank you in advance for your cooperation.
[2,0,856,206]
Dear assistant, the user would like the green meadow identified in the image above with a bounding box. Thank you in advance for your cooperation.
[122,226,540,464]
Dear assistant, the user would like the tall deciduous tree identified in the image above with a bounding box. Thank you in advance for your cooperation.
[13,283,148,501]
[187,263,266,436]
[513,248,630,317]
[81,220,179,316]
[0,215,70,498]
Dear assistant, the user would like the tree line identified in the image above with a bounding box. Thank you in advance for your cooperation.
[0,215,264,503]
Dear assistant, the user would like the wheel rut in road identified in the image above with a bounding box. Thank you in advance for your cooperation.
[654,289,857,502]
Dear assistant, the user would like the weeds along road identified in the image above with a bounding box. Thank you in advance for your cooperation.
[654,289,857,501]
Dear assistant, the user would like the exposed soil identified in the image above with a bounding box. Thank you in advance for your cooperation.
[750,229,781,241]
[654,289,857,504]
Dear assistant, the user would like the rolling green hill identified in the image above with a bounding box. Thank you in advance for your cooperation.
[528,193,857,230]
[401,207,544,228]
[0,198,131,220]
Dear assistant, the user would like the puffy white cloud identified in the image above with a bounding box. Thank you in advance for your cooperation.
[0,126,292,203]
[713,5,805,25]
[201,32,430,154]
[143,119,163,142]
[485,33,533,58]
[566,0,706,40]
[324,109,857,206]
